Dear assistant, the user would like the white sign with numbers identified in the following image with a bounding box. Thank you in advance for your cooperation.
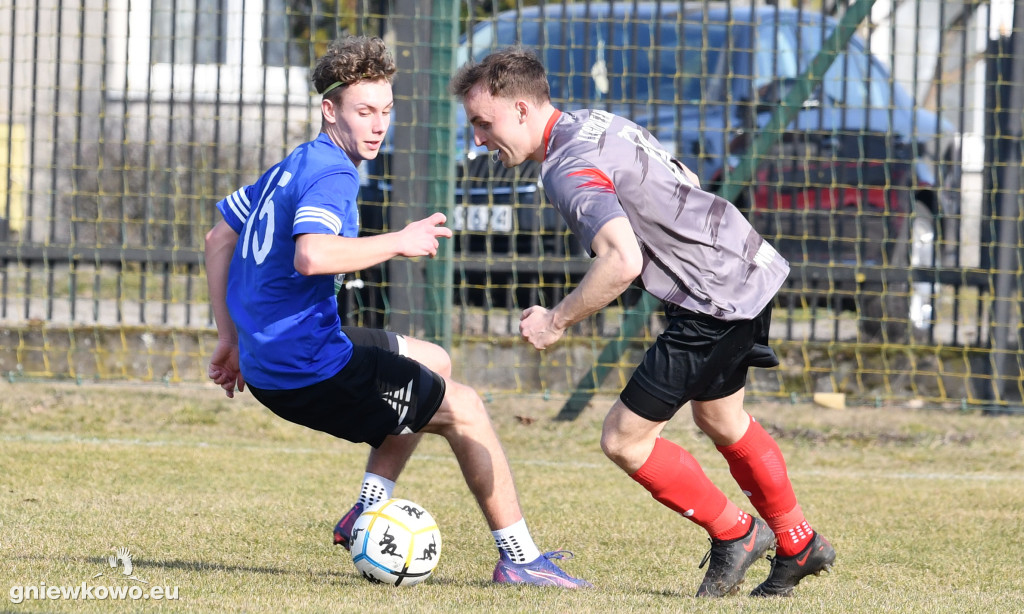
[453,205,513,232]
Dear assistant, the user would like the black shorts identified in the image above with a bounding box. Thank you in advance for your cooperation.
[341,325,403,354]
[249,335,444,448]
[620,303,779,422]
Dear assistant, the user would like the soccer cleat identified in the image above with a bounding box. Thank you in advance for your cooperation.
[332,502,364,551]
[492,550,593,588]
[695,517,775,597]
[750,532,836,597]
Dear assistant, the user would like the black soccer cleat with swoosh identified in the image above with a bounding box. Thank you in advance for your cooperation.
[695,517,776,597]
[750,532,836,597]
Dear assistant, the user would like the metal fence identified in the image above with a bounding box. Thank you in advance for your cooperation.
[1,0,1022,410]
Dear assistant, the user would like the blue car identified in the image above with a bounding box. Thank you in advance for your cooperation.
[364,3,960,338]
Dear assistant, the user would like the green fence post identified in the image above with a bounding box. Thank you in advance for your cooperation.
[557,0,877,420]
[424,0,458,349]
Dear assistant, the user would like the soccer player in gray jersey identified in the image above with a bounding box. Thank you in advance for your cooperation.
[451,48,835,598]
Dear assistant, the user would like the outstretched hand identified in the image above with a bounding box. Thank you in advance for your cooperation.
[397,212,453,259]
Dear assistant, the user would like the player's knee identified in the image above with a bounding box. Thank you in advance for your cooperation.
[600,418,657,472]
[442,381,488,427]
[600,423,632,468]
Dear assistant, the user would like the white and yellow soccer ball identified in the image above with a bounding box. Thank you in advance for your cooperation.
[350,498,442,586]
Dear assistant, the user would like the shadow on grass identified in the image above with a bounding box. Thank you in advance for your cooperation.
[14,554,708,595]
[86,555,476,589]
[9,553,307,583]
[82,556,294,577]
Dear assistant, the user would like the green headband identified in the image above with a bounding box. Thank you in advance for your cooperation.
[321,81,344,96]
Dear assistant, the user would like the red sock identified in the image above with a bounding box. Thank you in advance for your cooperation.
[630,438,751,541]
[717,417,814,556]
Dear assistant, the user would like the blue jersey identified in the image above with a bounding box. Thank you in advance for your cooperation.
[216,133,359,389]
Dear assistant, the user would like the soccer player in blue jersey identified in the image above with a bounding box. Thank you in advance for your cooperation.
[204,37,589,588]
[451,48,834,598]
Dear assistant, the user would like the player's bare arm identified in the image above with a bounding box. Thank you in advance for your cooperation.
[294,212,453,275]
[204,220,245,396]
[520,217,642,350]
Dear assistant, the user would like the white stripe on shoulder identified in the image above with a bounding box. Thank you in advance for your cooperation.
[233,186,250,207]
[294,207,343,234]
[226,189,250,221]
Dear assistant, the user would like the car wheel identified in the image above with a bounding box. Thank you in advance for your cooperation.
[859,200,935,341]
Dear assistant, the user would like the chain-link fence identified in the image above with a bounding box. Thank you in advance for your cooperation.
[1,0,1022,410]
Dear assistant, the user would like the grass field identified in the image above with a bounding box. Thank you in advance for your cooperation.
[2,380,1023,613]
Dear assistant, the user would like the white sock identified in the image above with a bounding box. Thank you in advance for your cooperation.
[357,473,395,508]
[491,518,542,564]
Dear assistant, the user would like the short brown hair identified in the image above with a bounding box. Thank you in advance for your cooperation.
[311,36,397,101]
[449,47,550,103]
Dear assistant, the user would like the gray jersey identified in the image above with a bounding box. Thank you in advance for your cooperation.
[540,109,790,320]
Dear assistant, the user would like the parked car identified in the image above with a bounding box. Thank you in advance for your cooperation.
[359,2,960,339]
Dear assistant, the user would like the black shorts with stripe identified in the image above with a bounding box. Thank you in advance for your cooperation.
[341,325,399,353]
[249,328,445,448]
[620,302,779,422]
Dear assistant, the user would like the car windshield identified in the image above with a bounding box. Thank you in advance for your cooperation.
[459,14,721,105]
[752,20,892,109]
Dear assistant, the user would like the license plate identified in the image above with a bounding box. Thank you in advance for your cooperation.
[453,205,513,232]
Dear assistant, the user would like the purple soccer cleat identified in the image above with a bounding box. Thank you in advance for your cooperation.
[332,502,364,550]
[492,550,593,588]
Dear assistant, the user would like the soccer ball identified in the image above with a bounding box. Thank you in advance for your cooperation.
[350,498,442,586]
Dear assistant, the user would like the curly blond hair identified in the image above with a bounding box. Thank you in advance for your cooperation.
[311,36,396,100]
